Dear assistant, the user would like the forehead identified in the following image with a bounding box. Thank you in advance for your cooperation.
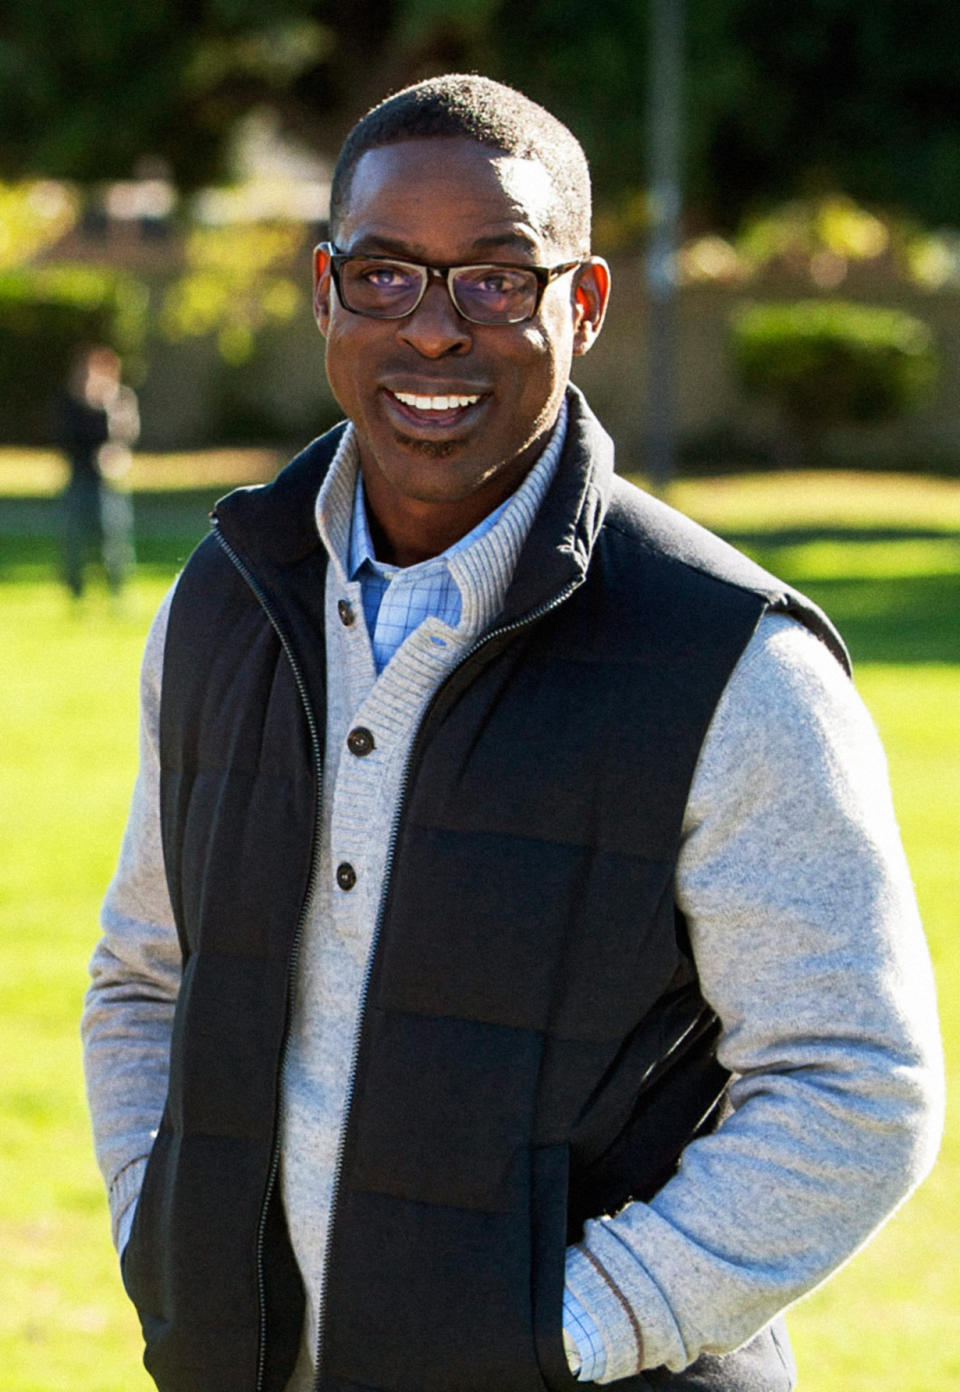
[338,137,559,259]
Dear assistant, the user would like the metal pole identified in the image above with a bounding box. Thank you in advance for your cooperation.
[644,0,684,490]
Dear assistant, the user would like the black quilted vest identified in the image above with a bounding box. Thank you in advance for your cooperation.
[123,390,848,1392]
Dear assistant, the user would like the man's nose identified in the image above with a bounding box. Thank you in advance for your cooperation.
[398,279,472,357]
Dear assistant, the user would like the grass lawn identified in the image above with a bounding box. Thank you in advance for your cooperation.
[0,460,957,1390]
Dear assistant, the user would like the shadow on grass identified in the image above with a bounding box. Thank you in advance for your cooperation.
[0,491,223,586]
[724,527,960,666]
[726,526,957,547]
[779,574,958,665]
[0,489,225,540]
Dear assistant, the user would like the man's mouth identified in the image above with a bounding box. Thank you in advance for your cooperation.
[392,391,481,412]
[381,384,486,425]
[381,386,486,434]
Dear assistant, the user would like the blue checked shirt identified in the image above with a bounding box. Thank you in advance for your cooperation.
[348,474,512,673]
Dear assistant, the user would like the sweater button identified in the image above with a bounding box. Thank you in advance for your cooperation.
[347,726,375,757]
[337,599,355,626]
[336,862,357,891]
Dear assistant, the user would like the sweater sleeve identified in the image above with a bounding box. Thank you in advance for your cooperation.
[81,586,181,1251]
[564,611,944,1378]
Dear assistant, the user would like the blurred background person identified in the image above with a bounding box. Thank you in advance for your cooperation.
[55,344,139,602]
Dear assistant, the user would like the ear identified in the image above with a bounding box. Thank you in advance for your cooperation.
[571,258,611,356]
[313,243,333,336]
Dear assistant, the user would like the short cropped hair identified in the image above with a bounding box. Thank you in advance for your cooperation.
[330,74,592,256]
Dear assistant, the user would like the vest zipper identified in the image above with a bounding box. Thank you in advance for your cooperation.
[311,572,584,1391]
[212,524,326,1392]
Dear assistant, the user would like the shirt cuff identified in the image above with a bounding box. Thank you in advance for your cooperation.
[565,1239,646,1381]
[116,1196,138,1259]
[108,1154,149,1253]
[563,1285,607,1382]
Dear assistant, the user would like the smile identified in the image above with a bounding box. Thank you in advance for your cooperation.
[391,391,481,412]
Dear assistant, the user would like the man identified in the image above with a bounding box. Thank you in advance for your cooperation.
[83,75,943,1392]
[56,344,138,600]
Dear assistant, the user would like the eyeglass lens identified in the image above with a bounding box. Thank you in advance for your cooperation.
[337,257,540,323]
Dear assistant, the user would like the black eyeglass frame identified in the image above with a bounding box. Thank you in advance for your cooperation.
[318,241,583,325]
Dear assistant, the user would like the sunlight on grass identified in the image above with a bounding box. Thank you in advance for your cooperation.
[1,577,168,1392]
[783,660,960,1391]
[762,536,960,579]
[667,469,960,533]
[0,444,282,494]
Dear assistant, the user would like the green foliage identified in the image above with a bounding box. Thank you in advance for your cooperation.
[0,266,149,444]
[3,2,960,229]
[704,0,960,229]
[394,0,501,46]
[711,195,960,294]
[184,17,333,91]
[0,3,318,189]
[738,197,891,267]
[0,179,80,270]
[159,220,306,364]
[731,300,939,438]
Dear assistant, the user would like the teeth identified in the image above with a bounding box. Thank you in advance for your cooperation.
[393,391,480,411]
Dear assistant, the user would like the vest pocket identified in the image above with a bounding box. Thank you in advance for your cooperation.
[530,1143,795,1392]
[530,1144,653,1392]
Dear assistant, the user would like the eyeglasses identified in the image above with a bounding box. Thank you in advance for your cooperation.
[318,242,582,325]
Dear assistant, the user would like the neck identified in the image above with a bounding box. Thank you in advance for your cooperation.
[358,442,549,568]
[363,504,457,568]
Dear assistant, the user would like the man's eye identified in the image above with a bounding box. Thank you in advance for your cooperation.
[474,270,526,294]
[359,263,416,289]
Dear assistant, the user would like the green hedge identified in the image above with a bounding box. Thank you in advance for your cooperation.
[0,266,148,445]
[731,300,939,445]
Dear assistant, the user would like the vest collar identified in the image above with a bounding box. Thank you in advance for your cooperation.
[497,383,613,626]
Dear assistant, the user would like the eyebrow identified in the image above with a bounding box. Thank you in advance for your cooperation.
[346,230,540,261]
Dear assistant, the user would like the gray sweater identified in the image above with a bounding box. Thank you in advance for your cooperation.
[82,428,944,1386]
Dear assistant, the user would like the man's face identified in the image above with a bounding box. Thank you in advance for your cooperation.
[314,137,608,557]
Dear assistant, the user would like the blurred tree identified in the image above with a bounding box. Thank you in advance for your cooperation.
[0,2,334,189]
[160,221,306,364]
[1,0,958,229]
[686,0,960,230]
[0,180,80,269]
